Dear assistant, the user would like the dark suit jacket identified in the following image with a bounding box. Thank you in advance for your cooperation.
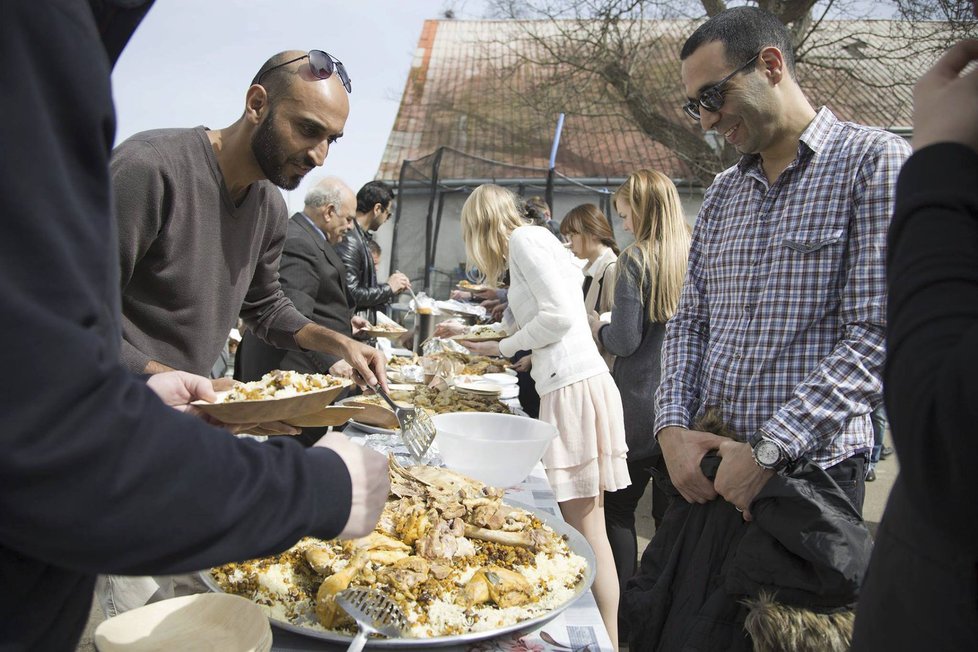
[236,213,354,380]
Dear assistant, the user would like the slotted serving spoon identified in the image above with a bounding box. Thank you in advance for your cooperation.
[335,587,406,652]
[367,382,436,461]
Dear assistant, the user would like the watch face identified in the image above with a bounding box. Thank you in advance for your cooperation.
[755,441,781,467]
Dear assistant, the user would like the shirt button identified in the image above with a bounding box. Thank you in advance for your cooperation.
[733,352,743,360]
[743,304,754,314]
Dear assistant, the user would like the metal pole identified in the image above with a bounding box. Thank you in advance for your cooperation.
[544,113,565,214]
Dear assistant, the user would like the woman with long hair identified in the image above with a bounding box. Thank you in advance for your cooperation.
[459,184,630,647]
[590,169,691,591]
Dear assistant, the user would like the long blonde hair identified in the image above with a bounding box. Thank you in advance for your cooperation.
[614,169,691,323]
[460,184,526,285]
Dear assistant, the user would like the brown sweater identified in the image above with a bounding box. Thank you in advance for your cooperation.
[112,127,310,375]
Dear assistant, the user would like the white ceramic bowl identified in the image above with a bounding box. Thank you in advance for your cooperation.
[432,412,557,488]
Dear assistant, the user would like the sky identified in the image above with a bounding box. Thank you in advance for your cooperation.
[111,0,489,213]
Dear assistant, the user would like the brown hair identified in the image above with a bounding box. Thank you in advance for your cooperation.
[560,204,620,255]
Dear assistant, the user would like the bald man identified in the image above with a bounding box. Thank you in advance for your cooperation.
[236,177,363,385]
[102,51,389,615]
[113,50,385,387]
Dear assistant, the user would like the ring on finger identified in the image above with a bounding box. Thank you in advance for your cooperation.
[735,506,743,513]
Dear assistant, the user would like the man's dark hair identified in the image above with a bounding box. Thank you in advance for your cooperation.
[522,196,550,226]
[356,180,394,214]
[680,7,797,77]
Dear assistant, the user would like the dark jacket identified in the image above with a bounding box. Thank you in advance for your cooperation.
[334,220,394,314]
[622,459,872,652]
[0,3,353,649]
[851,144,978,649]
[236,213,353,379]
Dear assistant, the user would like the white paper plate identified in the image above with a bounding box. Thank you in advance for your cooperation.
[95,593,271,652]
[481,372,519,386]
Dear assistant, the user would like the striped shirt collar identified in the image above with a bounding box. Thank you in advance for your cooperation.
[298,212,327,243]
[736,106,836,175]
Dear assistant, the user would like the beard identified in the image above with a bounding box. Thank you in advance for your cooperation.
[251,110,308,190]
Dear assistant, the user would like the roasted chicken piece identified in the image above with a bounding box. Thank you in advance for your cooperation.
[348,531,411,564]
[463,524,551,551]
[375,556,430,599]
[305,546,336,575]
[461,566,533,608]
[416,516,475,559]
[315,552,367,628]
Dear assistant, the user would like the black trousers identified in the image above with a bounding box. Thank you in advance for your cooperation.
[824,454,866,514]
[605,456,672,587]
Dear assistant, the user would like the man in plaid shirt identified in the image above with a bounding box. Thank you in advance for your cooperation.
[653,7,910,517]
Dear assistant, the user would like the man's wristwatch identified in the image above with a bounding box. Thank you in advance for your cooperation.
[752,438,788,471]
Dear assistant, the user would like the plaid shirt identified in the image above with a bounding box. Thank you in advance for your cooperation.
[654,108,911,468]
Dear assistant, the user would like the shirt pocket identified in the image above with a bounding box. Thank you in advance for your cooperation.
[782,228,844,253]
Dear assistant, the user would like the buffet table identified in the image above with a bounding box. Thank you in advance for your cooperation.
[270,425,614,652]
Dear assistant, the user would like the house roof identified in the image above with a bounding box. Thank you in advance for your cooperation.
[377,18,946,184]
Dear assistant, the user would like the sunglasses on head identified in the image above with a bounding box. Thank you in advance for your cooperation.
[256,50,352,93]
[682,52,760,121]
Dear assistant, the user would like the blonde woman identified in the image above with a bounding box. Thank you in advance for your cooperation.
[459,184,630,646]
[589,169,691,589]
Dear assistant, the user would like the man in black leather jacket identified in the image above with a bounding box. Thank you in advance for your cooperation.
[335,181,411,320]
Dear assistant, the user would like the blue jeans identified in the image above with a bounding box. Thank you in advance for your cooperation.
[869,406,887,468]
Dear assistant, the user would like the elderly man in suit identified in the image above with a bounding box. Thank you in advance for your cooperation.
[237,177,363,383]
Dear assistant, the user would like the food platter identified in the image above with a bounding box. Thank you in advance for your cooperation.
[451,327,507,343]
[455,280,494,293]
[199,507,596,648]
[192,377,352,425]
[361,324,409,339]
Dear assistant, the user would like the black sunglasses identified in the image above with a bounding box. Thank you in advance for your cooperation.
[256,50,352,93]
[682,52,760,121]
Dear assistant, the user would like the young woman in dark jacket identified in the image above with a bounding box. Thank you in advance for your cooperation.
[590,169,691,588]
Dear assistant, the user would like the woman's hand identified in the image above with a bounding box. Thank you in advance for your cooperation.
[461,340,502,357]
[511,355,532,373]
[433,319,466,338]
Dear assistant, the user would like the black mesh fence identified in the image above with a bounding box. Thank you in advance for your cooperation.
[389,147,629,300]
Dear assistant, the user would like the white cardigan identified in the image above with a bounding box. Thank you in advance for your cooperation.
[498,226,608,396]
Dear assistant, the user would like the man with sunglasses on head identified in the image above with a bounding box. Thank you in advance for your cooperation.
[629,8,909,641]
[336,180,412,321]
[100,49,389,615]
[113,49,376,385]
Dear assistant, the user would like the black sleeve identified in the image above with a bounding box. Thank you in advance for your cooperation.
[884,143,978,548]
[0,0,353,577]
[335,232,396,308]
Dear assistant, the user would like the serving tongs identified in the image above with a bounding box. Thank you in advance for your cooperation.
[335,587,406,652]
[367,381,436,461]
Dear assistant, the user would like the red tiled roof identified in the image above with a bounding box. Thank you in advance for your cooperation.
[378,19,947,184]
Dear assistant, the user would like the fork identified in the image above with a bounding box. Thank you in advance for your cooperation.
[335,587,406,652]
[540,630,595,652]
[367,381,436,462]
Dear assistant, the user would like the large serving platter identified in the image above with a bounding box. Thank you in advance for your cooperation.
[200,507,596,648]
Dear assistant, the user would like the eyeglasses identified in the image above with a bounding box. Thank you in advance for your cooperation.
[682,52,760,121]
[256,50,352,93]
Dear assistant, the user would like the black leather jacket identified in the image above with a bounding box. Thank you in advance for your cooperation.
[334,221,395,310]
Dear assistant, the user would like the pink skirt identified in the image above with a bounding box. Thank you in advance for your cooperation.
[538,372,631,502]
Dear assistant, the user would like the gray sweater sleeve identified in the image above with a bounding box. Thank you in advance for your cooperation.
[599,254,646,357]
[112,140,168,373]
